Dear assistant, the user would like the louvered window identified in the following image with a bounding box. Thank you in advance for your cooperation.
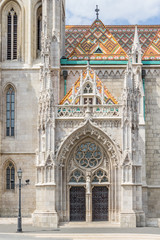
[37,7,42,52]
[6,87,15,137]
[7,8,17,60]
[37,17,42,51]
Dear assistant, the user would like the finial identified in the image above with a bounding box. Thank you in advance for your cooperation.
[95,5,100,20]
[133,24,139,45]
[87,60,90,77]
[131,24,142,63]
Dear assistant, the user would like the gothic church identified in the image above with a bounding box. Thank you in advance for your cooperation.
[0,0,160,228]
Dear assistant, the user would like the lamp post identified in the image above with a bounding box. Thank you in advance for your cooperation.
[17,168,22,232]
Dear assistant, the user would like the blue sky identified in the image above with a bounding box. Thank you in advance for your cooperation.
[66,0,160,25]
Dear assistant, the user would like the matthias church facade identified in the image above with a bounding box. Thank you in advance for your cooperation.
[0,0,160,228]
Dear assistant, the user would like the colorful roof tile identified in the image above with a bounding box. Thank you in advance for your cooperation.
[65,24,159,60]
[60,67,118,105]
[142,30,160,60]
[110,26,158,54]
[67,19,128,61]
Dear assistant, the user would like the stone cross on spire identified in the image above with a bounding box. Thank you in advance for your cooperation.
[95,5,100,19]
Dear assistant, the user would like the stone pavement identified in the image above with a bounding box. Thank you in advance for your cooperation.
[0,224,160,240]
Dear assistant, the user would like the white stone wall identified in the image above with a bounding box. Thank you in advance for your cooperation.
[0,68,40,216]
[0,154,36,217]
[145,70,160,220]
[0,0,65,218]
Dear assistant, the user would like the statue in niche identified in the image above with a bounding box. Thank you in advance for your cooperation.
[86,172,91,194]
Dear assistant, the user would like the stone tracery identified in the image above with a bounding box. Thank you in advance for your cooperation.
[74,141,102,169]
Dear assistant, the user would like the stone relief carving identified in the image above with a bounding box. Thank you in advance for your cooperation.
[97,69,125,78]
[56,121,121,168]
[145,69,160,76]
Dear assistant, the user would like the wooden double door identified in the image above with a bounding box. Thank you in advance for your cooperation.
[70,186,108,222]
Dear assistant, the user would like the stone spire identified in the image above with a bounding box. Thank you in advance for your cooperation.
[132,25,142,64]
[133,25,140,46]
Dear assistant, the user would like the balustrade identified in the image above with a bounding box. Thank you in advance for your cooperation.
[55,105,122,119]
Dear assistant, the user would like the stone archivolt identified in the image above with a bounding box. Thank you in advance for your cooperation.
[55,121,121,223]
[56,120,121,168]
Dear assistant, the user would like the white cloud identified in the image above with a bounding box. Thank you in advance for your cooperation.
[66,0,160,25]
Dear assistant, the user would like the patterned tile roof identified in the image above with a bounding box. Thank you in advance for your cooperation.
[65,23,160,60]
[60,67,118,105]
[66,19,127,61]
[109,26,159,54]
[142,30,160,60]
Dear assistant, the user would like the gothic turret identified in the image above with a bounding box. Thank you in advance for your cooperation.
[33,0,66,229]
[121,48,145,227]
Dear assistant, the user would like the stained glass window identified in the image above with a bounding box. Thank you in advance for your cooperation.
[92,169,108,183]
[6,87,15,136]
[6,162,15,189]
[75,142,102,168]
[69,169,85,183]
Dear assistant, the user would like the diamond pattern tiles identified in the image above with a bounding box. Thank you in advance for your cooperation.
[67,19,127,61]
[110,26,158,54]
[60,68,118,105]
[143,30,160,60]
[65,24,159,60]
[65,27,87,56]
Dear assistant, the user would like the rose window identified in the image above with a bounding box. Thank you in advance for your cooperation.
[75,142,102,169]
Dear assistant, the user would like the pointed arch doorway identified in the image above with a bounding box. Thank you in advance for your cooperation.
[67,140,110,222]
[57,123,120,224]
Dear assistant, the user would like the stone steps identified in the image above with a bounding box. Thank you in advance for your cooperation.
[59,221,120,228]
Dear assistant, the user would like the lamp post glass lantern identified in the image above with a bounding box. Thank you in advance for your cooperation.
[17,168,22,232]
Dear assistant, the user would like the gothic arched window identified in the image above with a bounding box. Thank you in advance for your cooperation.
[83,83,93,94]
[69,169,85,183]
[92,169,108,183]
[6,162,15,190]
[6,86,15,136]
[7,8,17,60]
[37,6,42,54]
